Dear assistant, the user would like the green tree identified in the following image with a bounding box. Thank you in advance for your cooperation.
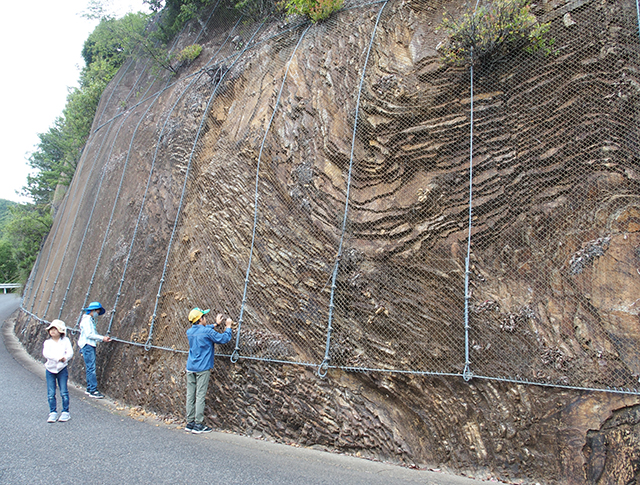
[0,199,17,237]
[146,0,215,40]
[85,10,182,75]
[23,12,150,206]
[23,119,67,205]
[82,12,150,66]
[0,240,18,283]
[0,201,20,284]
[3,205,52,283]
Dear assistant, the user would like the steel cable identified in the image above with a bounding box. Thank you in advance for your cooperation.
[69,116,129,329]
[318,0,388,377]
[145,19,267,350]
[108,13,243,335]
[232,22,313,363]
[57,122,116,318]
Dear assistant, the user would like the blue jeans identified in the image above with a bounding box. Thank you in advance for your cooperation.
[81,345,98,393]
[46,367,69,413]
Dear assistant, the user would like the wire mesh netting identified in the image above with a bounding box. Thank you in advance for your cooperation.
[19,0,640,394]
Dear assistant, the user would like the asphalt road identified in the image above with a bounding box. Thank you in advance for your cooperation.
[0,293,486,485]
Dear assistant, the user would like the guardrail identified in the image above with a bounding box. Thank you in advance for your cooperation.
[0,284,20,294]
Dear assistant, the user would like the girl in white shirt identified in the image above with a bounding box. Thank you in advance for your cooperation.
[42,319,73,423]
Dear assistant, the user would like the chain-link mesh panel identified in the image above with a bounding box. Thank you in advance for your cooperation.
[153,18,329,360]
[465,0,640,391]
[323,1,471,377]
[20,0,640,394]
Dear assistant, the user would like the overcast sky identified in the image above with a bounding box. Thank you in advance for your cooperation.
[0,0,148,204]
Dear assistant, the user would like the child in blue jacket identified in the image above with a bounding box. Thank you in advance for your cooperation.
[185,307,233,434]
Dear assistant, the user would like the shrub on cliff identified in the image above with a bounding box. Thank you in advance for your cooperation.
[285,0,343,23]
[177,44,203,62]
[437,0,553,66]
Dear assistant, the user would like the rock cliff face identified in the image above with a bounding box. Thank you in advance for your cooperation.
[15,0,640,482]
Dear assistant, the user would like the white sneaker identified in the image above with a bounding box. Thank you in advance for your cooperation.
[58,412,70,422]
[47,412,58,423]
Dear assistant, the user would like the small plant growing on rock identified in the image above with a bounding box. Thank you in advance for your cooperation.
[437,0,553,66]
[177,44,203,63]
[285,0,343,23]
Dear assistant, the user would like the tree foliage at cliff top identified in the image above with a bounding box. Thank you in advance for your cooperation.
[24,11,150,206]
[144,0,216,39]
[10,0,226,284]
[284,0,343,23]
[10,9,150,284]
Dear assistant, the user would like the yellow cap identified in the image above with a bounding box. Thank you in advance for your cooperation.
[188,307,210,323]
